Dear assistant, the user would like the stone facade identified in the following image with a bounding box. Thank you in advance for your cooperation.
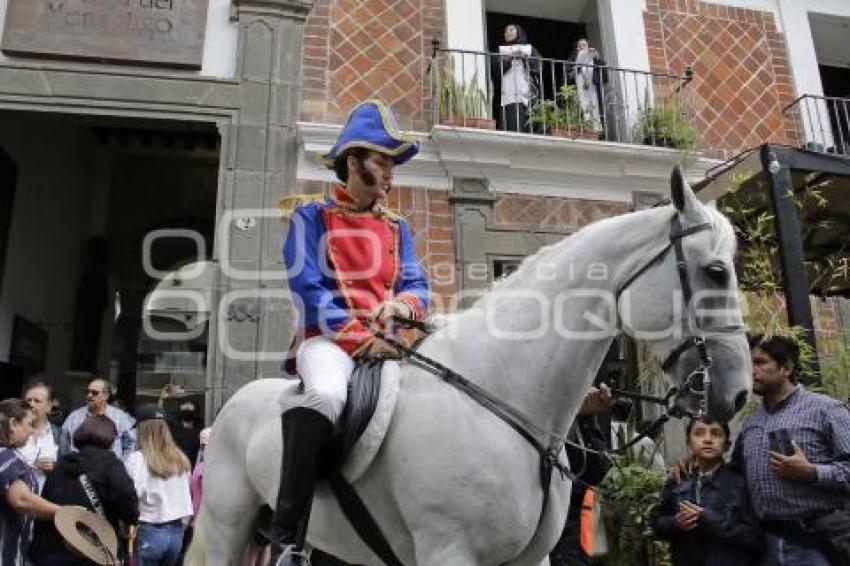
[644,0,799,160]
[0,0,316,411]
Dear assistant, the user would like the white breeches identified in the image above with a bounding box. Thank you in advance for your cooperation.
[296,336,354,423]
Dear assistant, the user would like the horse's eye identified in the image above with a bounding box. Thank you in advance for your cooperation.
[704,261,728,285]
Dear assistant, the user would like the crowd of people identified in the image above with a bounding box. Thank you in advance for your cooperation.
[0,378,209,565]
[553,334,850,566]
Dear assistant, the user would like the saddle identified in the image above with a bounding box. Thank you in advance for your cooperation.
[255,358,390,546]
[317,358,386,478]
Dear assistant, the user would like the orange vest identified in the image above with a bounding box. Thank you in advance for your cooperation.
[580,488,596,556]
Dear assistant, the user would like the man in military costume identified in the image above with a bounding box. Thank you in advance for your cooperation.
[272,100,430,564]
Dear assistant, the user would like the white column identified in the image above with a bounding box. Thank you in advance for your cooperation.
[0,0,10,64]
[442,0,490,120]
[777,0,847,148]
[603,0,653,133]
[445,0,486,53]
[604,0,651,74]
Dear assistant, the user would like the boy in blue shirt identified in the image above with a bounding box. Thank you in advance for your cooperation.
[651,418,762,565]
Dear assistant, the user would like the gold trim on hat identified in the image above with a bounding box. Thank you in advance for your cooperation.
[321,99,417,168]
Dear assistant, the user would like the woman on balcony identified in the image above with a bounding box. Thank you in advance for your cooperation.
[567,38,608,130]
[567,38,606,132]
[493,24,540,133]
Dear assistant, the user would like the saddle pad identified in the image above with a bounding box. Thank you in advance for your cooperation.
[280,362,402,484]
[337,359,386,461]
[340,361,401,483]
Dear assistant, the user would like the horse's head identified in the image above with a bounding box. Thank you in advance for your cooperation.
[618,166,750,422]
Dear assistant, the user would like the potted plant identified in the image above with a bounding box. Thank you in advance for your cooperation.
[633,99,697,151]
[598,457,671,566]
[527,84,600,140]
[435,58,496,129]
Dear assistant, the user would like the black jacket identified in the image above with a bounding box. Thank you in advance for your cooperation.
[490,24,542,106]
[31,446,139,561]
[651,464,763,566]
[169,420,201,467]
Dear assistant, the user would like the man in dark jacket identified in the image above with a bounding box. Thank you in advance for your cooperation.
[549,385,615,566]
[31,415,139,564]
[158,385,203,465]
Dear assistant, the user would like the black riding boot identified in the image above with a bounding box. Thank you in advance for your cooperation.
[269,407,335,566]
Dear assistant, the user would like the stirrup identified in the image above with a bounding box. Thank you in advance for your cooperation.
[275,545,311,566]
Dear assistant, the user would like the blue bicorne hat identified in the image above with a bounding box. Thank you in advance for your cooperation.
[322,100,419,168]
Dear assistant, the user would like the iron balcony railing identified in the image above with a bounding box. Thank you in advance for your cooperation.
[429,46,695,150]
[783,94,850,156]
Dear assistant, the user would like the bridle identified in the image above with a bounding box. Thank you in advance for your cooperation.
[615,214,717,419]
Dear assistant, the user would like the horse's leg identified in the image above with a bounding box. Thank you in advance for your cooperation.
[200,465,263,566]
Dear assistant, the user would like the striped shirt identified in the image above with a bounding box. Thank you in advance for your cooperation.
[0,447,37,565]
[60,405,136,460]
[733,386,850,520]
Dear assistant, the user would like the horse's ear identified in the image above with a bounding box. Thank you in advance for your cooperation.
[670,165,701,219]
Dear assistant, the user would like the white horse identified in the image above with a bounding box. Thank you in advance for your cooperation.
[188,169,751,565]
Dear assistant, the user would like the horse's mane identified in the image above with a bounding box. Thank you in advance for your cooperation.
[426,201,735,327]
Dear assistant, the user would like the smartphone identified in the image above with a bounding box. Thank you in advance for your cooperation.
[768,429,794,456]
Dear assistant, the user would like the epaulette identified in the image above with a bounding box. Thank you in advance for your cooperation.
[278,193,326,219]
[375,205,404,222]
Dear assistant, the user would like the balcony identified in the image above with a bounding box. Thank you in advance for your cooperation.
[429,46,696,152]
[783,94,850,157]
[296,47,719,203]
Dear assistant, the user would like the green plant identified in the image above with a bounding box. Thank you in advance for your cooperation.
[435,57,492,120]
[633,99,697,152]
[527,84,594,134]
[599,458,672,566]
[817,330,850,401]
[717,173,850,398]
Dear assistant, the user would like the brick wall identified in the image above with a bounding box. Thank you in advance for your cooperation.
[300,0,445,129]
[386,186,457,308]
[494,195,630,231]
[644,0,799,159]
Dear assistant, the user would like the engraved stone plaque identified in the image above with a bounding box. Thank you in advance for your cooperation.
[2,0,209,69]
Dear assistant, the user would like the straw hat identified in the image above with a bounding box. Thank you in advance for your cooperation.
[54,506,119,565]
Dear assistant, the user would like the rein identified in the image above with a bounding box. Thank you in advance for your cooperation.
[382,215,719,469]
[372,326,571,482]
[345,215,730,565]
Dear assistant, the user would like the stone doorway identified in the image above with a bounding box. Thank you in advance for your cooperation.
[0,109,220,417]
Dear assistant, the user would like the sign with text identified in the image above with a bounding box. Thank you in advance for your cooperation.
[2,0,209,69]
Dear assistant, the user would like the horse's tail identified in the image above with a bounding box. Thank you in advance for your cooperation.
[184,512,207,566]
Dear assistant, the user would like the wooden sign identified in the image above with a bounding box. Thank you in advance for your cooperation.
[2,0,209,69]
